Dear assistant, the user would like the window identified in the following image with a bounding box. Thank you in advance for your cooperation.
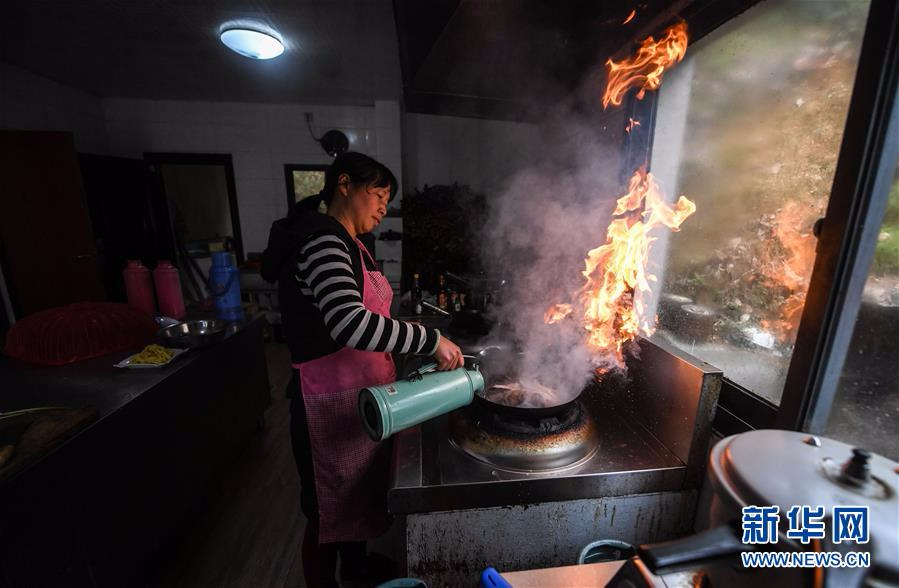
[825,149,899,460]
[648,0,870,405]
[284,164,328,210]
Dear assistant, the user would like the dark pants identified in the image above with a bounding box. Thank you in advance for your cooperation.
[287,370,366,587]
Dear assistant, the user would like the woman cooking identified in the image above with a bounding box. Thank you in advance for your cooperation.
[261,152,464,587]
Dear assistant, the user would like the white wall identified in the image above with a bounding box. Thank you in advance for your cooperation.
[404,113,541,196]
[103,98,402,254]
[0,63,108,153]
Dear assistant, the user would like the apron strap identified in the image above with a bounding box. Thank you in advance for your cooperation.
[355,238,378,269]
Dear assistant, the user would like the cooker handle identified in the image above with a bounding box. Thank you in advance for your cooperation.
[637,522,748,573]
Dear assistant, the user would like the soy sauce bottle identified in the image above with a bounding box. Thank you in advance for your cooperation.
[412,273,423,315]
[437,274,448,311]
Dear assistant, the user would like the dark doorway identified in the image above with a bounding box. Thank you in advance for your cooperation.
[79,154,160,303]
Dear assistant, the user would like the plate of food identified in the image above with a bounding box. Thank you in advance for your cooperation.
[114,344,186,368]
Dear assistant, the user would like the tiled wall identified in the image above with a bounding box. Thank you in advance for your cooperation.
[1,63,547,276]
[404,113,542,197]
[0,63,108,153]
[103,98,401,254]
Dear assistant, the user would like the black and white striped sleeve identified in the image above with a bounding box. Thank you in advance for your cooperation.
[296,234,440,354]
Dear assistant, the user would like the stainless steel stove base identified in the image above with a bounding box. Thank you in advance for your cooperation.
[388,338,723,584]
[389,404,687,514]
[403,490,698,585]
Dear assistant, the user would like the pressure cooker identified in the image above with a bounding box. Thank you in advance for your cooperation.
[610,429,898,588]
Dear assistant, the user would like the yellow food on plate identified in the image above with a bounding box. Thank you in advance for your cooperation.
[130,344,174,365]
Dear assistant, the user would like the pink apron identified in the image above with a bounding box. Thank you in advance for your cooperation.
[293,239,396,543]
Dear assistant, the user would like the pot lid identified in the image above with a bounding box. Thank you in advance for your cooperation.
[709,429,897,572]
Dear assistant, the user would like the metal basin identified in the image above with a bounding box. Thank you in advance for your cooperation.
[157,319,226,348]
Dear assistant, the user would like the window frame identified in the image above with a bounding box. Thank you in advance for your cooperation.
[283,163,329,211]
[629,0,899,434]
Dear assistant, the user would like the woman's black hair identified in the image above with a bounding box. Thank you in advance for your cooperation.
[290,152,397,217]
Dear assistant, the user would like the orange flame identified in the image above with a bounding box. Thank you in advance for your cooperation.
[602,22,688,109]
[760,202,817,341]
[544,303,573,324]
[623,9,636,24]
[625,117,641,133]
[546,170,696,364]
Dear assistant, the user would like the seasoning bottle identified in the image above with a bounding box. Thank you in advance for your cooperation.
[123,260,156,315]
[153,260,186,319]
[437,274,448,311]
[412,273,423,315]
[452,291,461,313]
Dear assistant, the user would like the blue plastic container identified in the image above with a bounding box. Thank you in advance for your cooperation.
[208,251,244,322]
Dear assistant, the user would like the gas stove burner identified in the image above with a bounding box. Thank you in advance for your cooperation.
[449,401,599,473]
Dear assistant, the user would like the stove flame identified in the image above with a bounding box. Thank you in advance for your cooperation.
[602,22,688,109]
[625,117,641,134]
[623,9,636,25]
[546,169,696,366]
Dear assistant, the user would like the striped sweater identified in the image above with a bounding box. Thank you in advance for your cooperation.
[295,234,440,355]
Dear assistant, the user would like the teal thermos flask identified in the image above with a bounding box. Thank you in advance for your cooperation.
[359,363,485,441]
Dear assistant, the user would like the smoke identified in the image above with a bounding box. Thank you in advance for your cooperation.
[482,107,630,403]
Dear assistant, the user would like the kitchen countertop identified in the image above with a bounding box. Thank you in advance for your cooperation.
[0,314,265,419]
[0,314,268,485]
[0,313,271,586]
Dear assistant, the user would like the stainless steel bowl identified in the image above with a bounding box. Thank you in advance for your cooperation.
[157,319,226,348]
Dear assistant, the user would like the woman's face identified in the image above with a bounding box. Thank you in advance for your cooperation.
[340,176,390,235]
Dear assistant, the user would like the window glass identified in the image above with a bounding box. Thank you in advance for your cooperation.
[291,169,326,203]
[826,160,899,460]
[649,0,870,404]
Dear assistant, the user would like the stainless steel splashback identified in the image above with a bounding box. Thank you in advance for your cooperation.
[602,336,722,486]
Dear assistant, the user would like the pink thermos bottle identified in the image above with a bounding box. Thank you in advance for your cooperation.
[153,260,186,319]
[123,260,156,315]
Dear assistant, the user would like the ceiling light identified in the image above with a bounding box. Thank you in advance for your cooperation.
[220,28,284,60]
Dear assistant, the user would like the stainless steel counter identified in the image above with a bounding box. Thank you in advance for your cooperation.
[389,337,722,514]
[389,392,687,514]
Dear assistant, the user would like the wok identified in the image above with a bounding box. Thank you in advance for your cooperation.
[466,346,581,419]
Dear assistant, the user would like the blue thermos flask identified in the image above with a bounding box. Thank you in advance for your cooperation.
[359,363,484,441]
[208,251,244,321]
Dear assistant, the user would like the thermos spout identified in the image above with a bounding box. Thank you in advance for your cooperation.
[359,365,485,441]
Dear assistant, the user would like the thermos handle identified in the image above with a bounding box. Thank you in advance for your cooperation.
[407,356,479,381]
[407,363,439,380]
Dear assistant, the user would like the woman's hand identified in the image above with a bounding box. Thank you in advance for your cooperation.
[433,335,464,371]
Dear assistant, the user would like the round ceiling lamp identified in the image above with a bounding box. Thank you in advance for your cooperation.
[220,28,284,60]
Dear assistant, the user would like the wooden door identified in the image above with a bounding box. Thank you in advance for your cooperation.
[0,131,105,317]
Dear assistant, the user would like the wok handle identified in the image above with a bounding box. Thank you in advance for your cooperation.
[637,522,748,573]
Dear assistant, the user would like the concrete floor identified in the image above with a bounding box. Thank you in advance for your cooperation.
[150,342,400,587]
